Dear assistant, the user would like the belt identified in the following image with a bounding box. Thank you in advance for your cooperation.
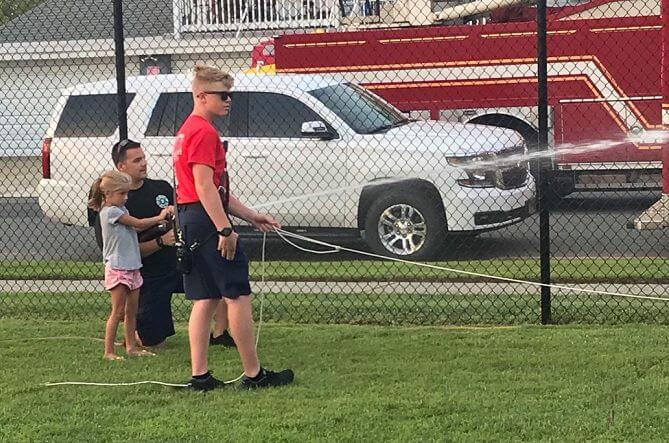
[178,201,230,214]
[178,201,203,211]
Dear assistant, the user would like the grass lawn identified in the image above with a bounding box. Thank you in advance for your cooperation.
[1,257,669,283]
[4,290,669,325]
[2,320,669,441]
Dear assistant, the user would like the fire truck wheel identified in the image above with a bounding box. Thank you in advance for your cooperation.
[364,190,447,261]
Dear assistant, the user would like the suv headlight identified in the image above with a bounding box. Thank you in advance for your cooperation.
[446,153,497,188]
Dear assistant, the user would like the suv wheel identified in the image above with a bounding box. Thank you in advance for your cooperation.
[364,190,447,261]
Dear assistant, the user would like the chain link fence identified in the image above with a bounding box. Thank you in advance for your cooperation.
[1,0,668,325]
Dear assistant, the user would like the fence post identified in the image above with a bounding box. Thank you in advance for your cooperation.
[113,0,128,141]
[537,0,551,324]
[662,0,669,230]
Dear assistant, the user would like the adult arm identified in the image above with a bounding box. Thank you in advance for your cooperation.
[193,164,237,259]
[139,230,175,258]
[227,194,281,232]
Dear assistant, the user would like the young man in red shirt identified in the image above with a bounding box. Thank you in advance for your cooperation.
[173,65,294,390]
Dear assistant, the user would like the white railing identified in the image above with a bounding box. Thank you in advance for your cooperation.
[175,0,340,33]
[339,0,383,18]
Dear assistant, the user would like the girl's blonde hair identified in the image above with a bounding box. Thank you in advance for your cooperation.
[192,65,234,91]
[88,170,131,211]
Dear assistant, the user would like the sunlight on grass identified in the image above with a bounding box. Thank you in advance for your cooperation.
[1,258,668,283]
[2,320,669,441]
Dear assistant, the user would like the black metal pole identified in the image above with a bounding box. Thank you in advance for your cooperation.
[537,0,551,324]
[338,0,347,17]
[113,0,128,141]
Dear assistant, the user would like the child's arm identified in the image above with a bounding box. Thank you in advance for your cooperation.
[117,207,171,231]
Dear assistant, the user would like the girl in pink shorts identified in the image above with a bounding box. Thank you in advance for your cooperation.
[89,170,172,360]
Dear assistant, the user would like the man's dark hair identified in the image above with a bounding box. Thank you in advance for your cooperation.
[111,139,141,166]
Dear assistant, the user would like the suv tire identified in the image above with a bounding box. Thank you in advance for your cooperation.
[364,190,447,261]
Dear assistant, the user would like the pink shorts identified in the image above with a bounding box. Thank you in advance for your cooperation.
[104,266,143,291]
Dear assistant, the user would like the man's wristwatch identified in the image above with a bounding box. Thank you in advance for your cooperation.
[156,237,166,248]
[218,227,233,237]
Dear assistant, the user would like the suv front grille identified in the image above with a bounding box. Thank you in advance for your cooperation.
[495,167,528,189]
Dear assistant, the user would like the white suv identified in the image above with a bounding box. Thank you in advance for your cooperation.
[38,73,535,260]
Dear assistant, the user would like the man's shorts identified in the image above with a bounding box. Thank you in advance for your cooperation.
[104,265,143,291]
[179,203,251,301]
[136,272,182,346]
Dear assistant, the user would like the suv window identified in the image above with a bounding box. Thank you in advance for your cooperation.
[309,83,407,134]
[247,92,329,138]
[55,94,135,137]
[145,92,235,136]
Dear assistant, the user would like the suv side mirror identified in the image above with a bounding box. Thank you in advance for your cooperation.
[301,120,335,140]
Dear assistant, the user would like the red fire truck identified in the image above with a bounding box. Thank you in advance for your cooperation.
[253,0,666,196]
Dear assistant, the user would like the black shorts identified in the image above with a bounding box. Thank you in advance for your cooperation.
[136,272,182,346]
[179,203,251,301]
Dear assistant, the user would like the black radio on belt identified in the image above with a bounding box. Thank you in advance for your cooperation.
[173,193,192,274]
[175,240,193,274]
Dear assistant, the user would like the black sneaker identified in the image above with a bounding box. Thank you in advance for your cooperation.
[209,331,236,348]
[188,373,225,392]
[241,367,294,389]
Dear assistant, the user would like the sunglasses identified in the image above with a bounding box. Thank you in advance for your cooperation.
[113,138,141,154]
[203,91,232,101]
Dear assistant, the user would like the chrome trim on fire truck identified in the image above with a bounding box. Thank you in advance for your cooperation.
[559,95,662,104]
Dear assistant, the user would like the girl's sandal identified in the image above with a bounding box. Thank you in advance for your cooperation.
[104,354,125,361]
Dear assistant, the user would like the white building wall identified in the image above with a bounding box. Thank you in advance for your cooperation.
[0,57,123,157]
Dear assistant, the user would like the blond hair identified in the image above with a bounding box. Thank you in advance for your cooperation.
[192,65,234,93]
[87,170,132,211]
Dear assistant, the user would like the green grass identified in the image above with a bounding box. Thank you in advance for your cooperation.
[3,290,669,325]
[2,257,669,282]
[3,320,669,441]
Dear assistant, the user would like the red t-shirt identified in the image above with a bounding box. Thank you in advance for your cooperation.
[173,114,226,204]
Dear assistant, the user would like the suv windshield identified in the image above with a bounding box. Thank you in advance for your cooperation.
[308,83,410,134]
